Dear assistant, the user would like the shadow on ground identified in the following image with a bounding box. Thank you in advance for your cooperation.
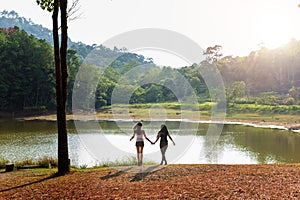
[0,173,57,193]
[99,165,164,182]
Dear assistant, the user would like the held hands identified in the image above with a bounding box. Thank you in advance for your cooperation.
[146,137,155,145]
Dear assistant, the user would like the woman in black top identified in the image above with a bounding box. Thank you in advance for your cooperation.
[153,124,175,165]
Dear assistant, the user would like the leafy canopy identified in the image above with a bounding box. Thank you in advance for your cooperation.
[36,0,54,12]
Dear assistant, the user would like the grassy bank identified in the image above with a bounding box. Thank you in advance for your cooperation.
[96,102,300,126]
[17,102,300,129]
[227,103,300,115]
[0,156,157,171]
[0,157,58,170]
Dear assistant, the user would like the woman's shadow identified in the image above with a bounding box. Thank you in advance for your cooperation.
[100,167,133,180]
[100,165,162,182]
[130,165,162,182]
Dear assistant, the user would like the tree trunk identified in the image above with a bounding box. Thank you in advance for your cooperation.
[61,0,68,105]
[58,0,70,174]
[53,0,69,175]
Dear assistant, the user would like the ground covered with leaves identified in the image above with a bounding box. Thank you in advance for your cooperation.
[0,164,300,199]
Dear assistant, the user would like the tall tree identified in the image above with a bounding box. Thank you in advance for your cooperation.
[58,0,70,174]
[37,0,70,174]
[203,45,223,63]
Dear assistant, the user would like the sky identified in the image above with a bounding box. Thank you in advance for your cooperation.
[2,0,300,67]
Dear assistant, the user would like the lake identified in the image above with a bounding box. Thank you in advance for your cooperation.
[0,120,300,167]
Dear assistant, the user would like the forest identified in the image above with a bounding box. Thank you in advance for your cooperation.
[1,10,300,114]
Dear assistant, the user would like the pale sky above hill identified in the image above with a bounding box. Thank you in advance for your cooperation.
[2,0,300,67]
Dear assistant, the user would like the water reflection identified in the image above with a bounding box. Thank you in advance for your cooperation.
[0,120,300,166]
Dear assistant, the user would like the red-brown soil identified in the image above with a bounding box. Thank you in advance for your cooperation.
[1,164,299,199]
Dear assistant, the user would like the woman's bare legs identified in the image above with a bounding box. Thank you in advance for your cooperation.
[160,145,168,165]
[136,146,144,166]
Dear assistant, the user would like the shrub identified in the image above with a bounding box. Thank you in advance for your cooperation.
[0,158,9,169]
[37,156,58,168]
[198,102,213,111]
[283,97,295,105]
[14,157,58,168]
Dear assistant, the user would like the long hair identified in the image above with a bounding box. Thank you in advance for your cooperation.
[134,122,143,131]
[160,124,168,134]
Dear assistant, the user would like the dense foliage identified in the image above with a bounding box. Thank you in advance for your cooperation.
[0,27,55,111]
[217,42,300,95]
[1,10,300,114]
[216,42,300,106]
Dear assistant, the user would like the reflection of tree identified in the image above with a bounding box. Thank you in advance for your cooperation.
[225,125,300,163]
[199,124,224,163]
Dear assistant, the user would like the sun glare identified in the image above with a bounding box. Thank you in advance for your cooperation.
[255,9,294,49]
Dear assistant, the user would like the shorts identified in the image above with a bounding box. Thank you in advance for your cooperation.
[136,141,144,147]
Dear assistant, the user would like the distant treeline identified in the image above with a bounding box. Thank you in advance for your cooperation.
[217,41,300,95]
[1,11,300,112]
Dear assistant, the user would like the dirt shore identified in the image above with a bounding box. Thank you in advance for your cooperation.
[16,112,300,131]
[0,164,299,199]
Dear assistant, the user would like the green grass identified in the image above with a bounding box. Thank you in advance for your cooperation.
[95,102,300,123]
[93,156,157,168]
[2,156,156,171]
[0,157,58,170]
[13,157,58,169]
[228,103,300,115]
[226,112,300,124]
[97,102,213,120]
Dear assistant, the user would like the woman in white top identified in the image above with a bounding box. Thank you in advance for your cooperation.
[130,122,152,166]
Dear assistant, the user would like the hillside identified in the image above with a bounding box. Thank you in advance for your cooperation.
[0,10,143,62]
[0,11,53,44]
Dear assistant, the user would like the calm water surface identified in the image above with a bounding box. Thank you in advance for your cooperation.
[0,120,299,166]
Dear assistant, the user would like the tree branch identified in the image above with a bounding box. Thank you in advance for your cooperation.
[67,0,82,21]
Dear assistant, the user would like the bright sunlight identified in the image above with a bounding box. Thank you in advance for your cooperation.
[255,7,294,49]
